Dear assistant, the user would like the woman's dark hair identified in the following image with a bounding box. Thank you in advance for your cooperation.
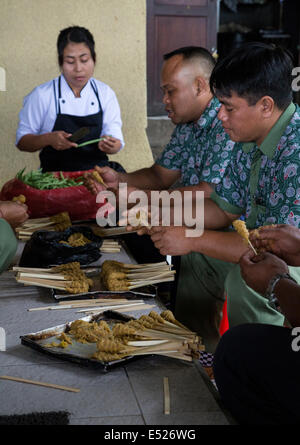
[57,26,96,66]
[210,42,294,110]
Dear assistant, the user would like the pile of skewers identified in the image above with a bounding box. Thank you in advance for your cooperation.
[28,297,155,314]
[100,239,121,253]
[47,310,204,363]
[14,262,93,294]
[15,212,72,241]
[100,260,175,291]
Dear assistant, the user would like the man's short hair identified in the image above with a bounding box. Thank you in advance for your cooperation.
[210,42,294,110]
[164,46,215,78]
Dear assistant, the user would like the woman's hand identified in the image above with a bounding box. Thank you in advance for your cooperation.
[250,224,300,266]
[48,131,78,151]
[239,250,289,295]
[98,136,121,154]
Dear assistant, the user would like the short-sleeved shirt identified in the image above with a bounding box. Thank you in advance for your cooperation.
[156,97,235,187]
[16,74,124,149]
[211,103,300,228]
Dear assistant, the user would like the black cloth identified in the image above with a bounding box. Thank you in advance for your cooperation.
[40,76,124,172]
[0,411,69,425]
[213,323,300,425]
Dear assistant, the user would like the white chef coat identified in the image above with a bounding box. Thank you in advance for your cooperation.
[16,74,124,149]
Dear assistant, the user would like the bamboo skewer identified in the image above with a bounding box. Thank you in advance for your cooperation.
[128,276,175,290]
[15,212,72,240]
[42,309,204,364]
[28,300,144,312]
[164,377,170,415]
[0,375,80,393]
[100,239,121,253]
[233,220,258,255]
[77,302,151,314]
[14,262,93,294]
[100,260,176,291]
[57,298,131,305]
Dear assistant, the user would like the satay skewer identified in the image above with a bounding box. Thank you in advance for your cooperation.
[232,220,257,255]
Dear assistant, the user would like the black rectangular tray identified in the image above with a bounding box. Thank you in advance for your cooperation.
[52,266,157,301]
[20,310,141,372]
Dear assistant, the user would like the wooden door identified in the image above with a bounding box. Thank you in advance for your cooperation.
[147,0,218,115]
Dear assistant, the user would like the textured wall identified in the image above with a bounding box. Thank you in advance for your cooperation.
[0,0,153,187]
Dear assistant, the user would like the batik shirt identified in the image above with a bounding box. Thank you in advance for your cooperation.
[211,103,300,228]
[156,97,235,187]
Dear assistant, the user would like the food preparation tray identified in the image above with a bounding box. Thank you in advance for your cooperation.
[51,266,157,301]
[20,311,140,372]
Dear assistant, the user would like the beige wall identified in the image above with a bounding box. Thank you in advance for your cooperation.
[0,0,153,187]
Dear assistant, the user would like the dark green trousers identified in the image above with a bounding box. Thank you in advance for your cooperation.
[175,252,298,353]
[0,219,17,273]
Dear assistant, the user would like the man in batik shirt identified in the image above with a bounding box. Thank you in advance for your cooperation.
[150,42,300,356]
[86,46,234,197]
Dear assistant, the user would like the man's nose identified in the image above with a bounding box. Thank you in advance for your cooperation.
[217,106,226,122]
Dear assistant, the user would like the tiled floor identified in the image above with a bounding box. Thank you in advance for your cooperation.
[0,243,233,425]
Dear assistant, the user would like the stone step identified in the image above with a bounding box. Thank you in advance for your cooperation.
[146,116,174,159]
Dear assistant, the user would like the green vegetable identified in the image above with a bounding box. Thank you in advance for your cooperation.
[76,137,104,148]
[16,168,84,190]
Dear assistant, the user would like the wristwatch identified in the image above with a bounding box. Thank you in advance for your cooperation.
[265,272,297,307]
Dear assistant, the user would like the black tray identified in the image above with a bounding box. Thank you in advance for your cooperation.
[20,311,141,372]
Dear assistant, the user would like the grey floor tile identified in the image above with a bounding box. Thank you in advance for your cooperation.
[0,364,140,418]
[126,357,220,415]
[144,411,229,425]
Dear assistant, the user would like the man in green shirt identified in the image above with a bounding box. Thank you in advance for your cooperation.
[150,42,300,355]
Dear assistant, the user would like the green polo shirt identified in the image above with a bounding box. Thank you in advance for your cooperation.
[210,103,300,229]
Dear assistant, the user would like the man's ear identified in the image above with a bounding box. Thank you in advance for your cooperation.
[195,76,208,95]
[258,96,275,117]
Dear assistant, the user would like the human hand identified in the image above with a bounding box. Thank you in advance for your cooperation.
[98,136,122,154]
[118,203,152,235]
[83,165,120,195]
[150,226,193,256]
[49,131,78,151]
[0,201,29,228]
[239,249,289,295]
[250,224,300,266]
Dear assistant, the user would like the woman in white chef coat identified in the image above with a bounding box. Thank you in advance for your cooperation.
[16,26,125,173]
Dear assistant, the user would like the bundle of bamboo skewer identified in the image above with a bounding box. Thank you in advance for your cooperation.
[28,298,155,314]
[100,260,175,291]
[13,262,93,294]
[15,212,72,241]
[90,310,203,362]
[100,239,121,253]
[48,310,204,363]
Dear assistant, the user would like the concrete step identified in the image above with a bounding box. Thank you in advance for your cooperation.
[146,116,174,160]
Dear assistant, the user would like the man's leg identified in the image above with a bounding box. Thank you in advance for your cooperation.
[175,252,234,353]
[0,219,17,273]
[213,324,300,425]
